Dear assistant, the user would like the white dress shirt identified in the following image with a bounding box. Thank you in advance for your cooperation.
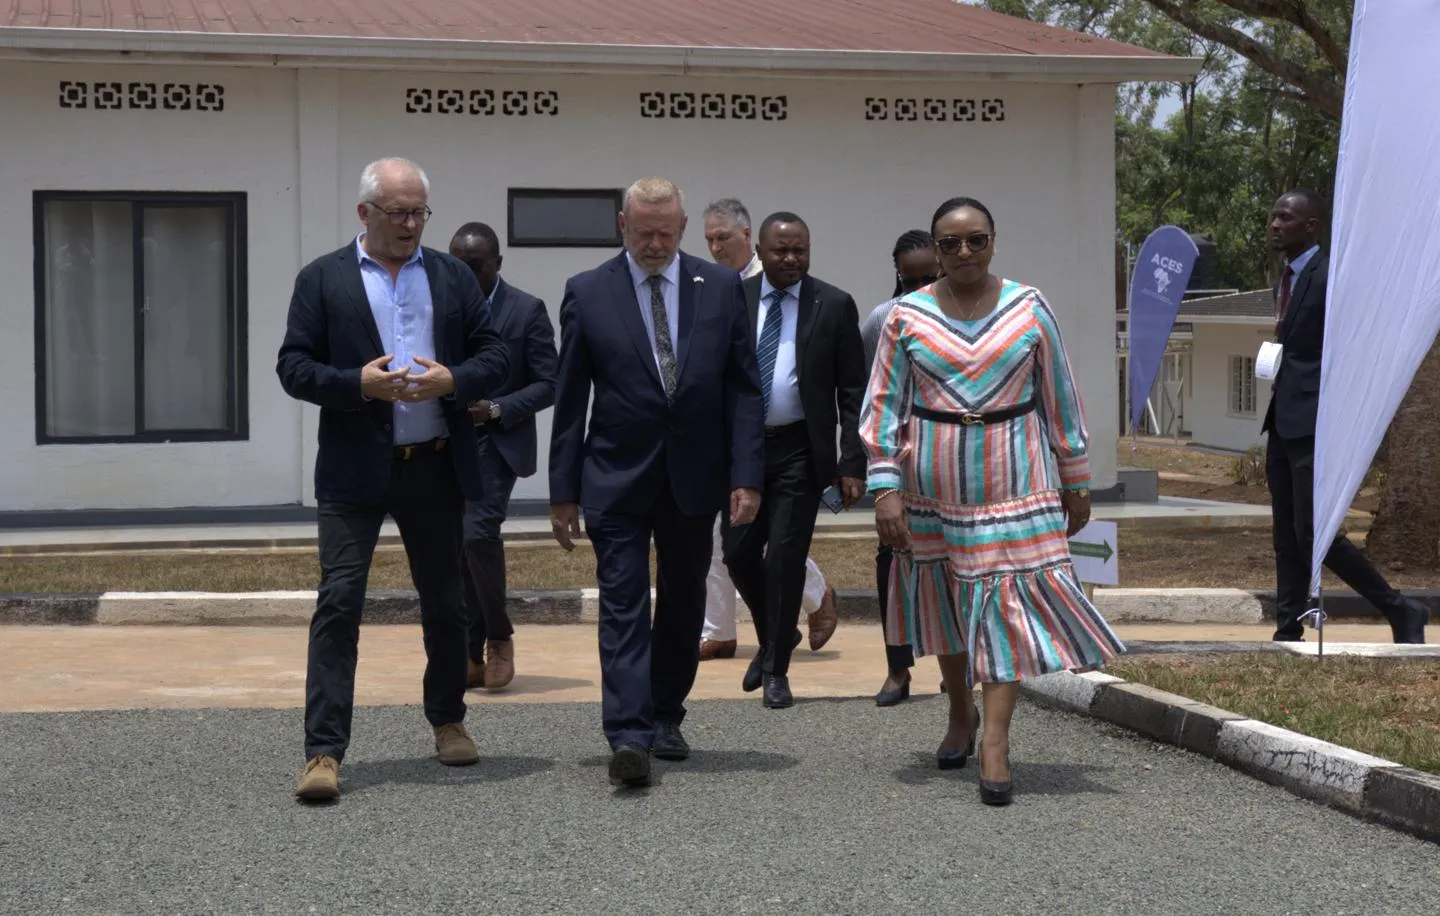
[756,275,805,426]
[624,251,681,380]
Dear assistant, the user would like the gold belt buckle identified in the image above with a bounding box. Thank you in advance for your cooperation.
[960,412,984,426]
[398,444,414,460]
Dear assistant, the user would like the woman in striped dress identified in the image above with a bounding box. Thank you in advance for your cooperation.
[860,197,1124,806]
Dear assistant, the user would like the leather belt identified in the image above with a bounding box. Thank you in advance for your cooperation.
[911,400,1036,427]
[764,421,807,438]
[394,437,448,460]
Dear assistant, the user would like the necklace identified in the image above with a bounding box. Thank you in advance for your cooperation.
[941,276,992,321]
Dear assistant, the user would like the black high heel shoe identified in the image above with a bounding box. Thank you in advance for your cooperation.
[978,745,1013,806]
[874,672,911,707]
[936,701,980,770]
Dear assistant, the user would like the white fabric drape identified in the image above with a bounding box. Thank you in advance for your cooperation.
[1312,0,1440,595]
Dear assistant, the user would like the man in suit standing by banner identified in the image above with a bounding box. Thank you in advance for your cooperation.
[724,211,867,708]
[278,158,510,801]
[449,222,557,691]
[1262,188,1427,644]
[549,177,765,787]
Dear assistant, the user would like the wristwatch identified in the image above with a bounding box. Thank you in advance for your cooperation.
[488,402,502,422]
[1068,487,1091,498]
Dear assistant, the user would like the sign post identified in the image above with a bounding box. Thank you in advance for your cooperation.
[1069,520,1119,587]
[1128,226,1199,439]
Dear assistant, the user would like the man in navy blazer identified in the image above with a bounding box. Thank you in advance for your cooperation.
[449,221,557,691]
[549,177,765,787]
[277,158,510,801]
[1262,188,1427,644]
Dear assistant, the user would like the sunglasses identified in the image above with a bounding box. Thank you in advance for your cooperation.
[935,234,992,255]
[899,273,938,293]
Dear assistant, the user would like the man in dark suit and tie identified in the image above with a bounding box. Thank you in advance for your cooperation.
[725,212,868,708]
[549,177,765,787]
[1263,188,1427,644]
[277,157,510,801]
[449,222,557,691]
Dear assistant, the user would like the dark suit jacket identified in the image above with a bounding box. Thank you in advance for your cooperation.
[1262,251,1327,440]
[743,273,867,485]
[477,277,557,479]
[276,243,510,504]
[548,251,766,517]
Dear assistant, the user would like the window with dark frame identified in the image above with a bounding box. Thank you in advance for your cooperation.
[507,188,623,248]
[33,191,248,444]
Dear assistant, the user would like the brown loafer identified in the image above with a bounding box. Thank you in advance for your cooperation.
[699,638,738,661]
[807,587,839,651]
[483,639,515,690]
[434,722,480,766]
[296,755,340,801]
[466,657,486,689]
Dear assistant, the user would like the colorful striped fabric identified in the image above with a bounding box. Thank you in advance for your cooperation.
[860,281,1125,681]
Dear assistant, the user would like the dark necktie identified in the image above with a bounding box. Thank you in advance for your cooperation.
[757,289,786,418]
[1276,265,1294,327]
[646,275,678,398]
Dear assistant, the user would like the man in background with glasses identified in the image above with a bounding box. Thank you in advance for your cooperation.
[278,157,510,802]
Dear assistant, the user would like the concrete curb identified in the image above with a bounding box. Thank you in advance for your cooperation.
[1020,669,1440,843]
[3,586,1435,627]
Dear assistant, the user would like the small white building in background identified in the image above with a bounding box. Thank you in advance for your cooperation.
[1118,289,1275,452]
[0,0,1197,521]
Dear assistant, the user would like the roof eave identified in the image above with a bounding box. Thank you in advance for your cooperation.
[0,28,1203,82]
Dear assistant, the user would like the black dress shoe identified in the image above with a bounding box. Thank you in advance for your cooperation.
[652,723,690,761]
[742,655,764,692]
[762,674,793,709]
[1390,597,1430,645]
[790,628,803,651]
[608,744,651,787]
[874,672,911,707]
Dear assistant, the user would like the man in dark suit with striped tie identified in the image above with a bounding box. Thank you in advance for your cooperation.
[1262,188,1427,643]
[723,212,868,708]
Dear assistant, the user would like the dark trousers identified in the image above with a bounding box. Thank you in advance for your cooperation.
[724,423,822,678]
[305,448,468,762]
[1267,431,1403,639]
[876,543,915,672]
[584,483,713,751]
[462,435,517,661]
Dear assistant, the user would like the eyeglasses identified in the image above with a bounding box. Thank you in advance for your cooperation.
[366,202,432,225]
[899,273,938,293]
[935,234,992,255]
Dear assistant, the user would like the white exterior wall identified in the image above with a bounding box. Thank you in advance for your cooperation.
[0,60,1121,511]
[1187,322,1273,451]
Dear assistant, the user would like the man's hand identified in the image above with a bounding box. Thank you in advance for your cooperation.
[551,502,583,551]
[359,354,410,401]
[1061,489,1091,538]
[874,490,910,551]
[401,356,456,402]
[730,488,761,527]
[839,476,865,508]
[468,399,493,423]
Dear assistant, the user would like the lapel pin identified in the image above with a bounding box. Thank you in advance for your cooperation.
[693,276,705,284]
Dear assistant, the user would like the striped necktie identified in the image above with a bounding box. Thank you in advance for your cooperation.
[757,289,786,418]
[647,275,678,398]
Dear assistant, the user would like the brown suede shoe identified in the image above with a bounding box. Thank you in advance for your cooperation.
[699,638,739,661]
[434,723,480,766]
[466,658,486,689]
[808,586,839,651]
[296,755,340,801]
[483,639,515,690]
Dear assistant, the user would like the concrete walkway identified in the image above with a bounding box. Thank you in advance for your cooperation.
[0,496,1271,554]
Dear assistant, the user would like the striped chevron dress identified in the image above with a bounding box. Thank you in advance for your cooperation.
[859,281,1124,683]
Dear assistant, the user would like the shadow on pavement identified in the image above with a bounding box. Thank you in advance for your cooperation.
[341,754,556,793]
[577,749,799,775]
[466,675,595,696]
[892,752,1119,796]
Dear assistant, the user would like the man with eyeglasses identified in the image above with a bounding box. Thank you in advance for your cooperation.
[278,157,510,802]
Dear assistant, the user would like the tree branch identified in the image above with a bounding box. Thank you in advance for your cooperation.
[1210,0,1349,76]
[1142,0,1343,118]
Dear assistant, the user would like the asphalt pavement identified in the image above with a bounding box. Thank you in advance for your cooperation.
[2,694,1437,914]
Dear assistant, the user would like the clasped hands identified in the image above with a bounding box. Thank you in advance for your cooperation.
[360,354,455,402]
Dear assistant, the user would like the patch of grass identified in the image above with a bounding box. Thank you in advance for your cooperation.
[1108,653,1440,775]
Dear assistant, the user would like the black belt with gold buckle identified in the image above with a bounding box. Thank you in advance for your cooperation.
[911,400,1036,427]
[394,437,448,460]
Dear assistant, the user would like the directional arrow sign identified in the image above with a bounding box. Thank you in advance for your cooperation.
[1068,520,1118,586]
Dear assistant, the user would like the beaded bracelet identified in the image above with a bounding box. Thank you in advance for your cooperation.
[873,489,901,505]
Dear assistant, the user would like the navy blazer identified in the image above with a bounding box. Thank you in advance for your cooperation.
[548,251,766,517]
[1263,251,1327,440]
[742,272,868,485]
[276,243,510,504]
[477,277,557,479]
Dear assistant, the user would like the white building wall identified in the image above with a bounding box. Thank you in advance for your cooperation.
[1187,322,1273,451]
[0,60,1122,511]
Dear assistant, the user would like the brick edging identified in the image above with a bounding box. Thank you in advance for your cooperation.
[1020,670,1440,843]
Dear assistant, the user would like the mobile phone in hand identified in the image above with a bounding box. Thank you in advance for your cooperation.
[820,484,845,514]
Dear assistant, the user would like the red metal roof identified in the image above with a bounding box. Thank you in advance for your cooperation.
[3,0,1169,57]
